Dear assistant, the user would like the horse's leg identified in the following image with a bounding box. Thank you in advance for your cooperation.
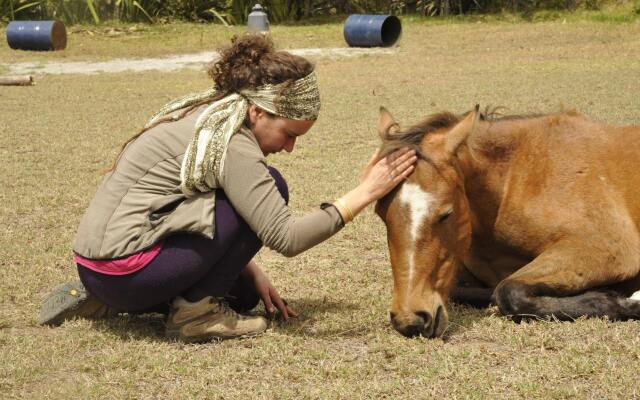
[493,239,640,321]
[450,265,493,308]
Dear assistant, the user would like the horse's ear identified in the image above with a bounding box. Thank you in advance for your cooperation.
[444,104,480,155]
[378,106,400,140]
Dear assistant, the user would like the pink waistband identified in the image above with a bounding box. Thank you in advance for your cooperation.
[74,242,164,276]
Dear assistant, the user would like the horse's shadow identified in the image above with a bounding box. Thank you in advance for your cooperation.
[442,303,498,340]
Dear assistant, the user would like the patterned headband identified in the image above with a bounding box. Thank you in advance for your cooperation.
[240,71,320,120]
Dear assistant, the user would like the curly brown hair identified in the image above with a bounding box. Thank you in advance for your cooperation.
[106,34,314,172]
[208,33,314,93]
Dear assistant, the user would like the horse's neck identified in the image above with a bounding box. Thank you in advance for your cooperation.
[457,121,525,232]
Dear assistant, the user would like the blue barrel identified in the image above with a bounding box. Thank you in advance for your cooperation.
[343,14,401,47]
[6,20,67,51]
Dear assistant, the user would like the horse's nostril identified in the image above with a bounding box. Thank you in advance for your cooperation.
[389,311,397,321]
[414,310,432,326]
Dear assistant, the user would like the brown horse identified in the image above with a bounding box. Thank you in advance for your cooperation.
[375,105,640,338]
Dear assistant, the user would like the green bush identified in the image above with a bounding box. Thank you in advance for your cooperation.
[0,0,157,23]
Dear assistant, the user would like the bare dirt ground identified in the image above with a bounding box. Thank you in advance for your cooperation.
[2,47,396,75]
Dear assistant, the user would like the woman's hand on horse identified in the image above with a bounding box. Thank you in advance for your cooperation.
[243,260,298,321]
[360,147,416,201]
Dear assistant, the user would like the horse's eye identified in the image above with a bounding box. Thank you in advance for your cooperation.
[437,210,453,224]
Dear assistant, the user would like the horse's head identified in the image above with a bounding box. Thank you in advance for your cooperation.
[375,106,479,338]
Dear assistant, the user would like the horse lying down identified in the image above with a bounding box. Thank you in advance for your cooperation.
[375,105,640,338]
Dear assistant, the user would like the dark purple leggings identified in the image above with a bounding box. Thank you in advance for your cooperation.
[77,167,288,313]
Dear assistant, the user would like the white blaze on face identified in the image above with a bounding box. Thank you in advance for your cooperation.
[397,183,437,290]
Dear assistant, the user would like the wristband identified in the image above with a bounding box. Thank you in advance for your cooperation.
[335,198,355,223]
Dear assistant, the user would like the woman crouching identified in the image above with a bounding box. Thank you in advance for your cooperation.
[39,34,416,342]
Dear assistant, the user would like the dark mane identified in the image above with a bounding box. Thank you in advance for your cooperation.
[379,106,545,161]
[380,112,461,162]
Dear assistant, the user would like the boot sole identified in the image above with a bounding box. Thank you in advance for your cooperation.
[166,325,268,343]
[38,281,89,326]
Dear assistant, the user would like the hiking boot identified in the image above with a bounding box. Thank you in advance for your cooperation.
[166,296,268,342]
[38,281,119,326]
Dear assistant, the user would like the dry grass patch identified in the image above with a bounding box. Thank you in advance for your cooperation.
[2,21,640,398]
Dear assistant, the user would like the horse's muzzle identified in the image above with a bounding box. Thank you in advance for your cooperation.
[390,305,448,338]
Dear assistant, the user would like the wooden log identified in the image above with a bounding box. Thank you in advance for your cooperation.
[0,75,35,86]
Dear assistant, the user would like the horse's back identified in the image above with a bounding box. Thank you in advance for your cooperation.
[492,113,640,253]
[535,114,640,212]
[529,113,640,164]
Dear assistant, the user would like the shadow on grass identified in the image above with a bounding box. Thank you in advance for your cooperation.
[86,300,495,342]
[277,299,496,340]
[266,296,370,338]
[442,303,497,340]
[87,296,365,342]
[90,313,168,342]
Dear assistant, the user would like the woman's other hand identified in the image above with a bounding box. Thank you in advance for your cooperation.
[243,260,298,321]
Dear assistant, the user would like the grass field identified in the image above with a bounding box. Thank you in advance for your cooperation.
[2,15,640,399]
